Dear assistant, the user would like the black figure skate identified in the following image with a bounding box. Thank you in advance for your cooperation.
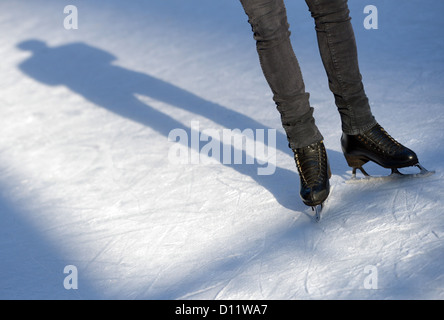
[341,123,434,183]
[293,140,331,221]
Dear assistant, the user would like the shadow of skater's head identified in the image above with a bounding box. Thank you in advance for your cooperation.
[17,39,48,52]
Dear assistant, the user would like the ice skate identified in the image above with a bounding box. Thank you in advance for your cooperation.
[341,123,434,182]
[293,140,331,217]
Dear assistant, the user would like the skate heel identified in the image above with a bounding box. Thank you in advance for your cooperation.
[344,154,368,169]
[344,154,370,178]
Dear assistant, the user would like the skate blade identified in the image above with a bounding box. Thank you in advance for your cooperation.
[346,163,435,184]
[311,204,323,222]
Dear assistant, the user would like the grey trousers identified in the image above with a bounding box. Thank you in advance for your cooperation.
[240,0,376,149]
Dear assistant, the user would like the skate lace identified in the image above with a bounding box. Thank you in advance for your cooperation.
[359,125,403,155]
[294,142,328,187]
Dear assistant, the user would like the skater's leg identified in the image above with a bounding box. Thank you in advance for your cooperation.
[305,0,377,135]
[305,0,419,172]
[240,0,322,149]
[240,0,330,207]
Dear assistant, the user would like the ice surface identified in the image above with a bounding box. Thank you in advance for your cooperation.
[0,0,443,299]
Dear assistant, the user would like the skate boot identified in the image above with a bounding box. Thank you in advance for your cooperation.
[341,123,424,178]
[292,140,331,208]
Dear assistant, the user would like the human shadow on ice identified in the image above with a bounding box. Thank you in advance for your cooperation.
[17,40,348,211]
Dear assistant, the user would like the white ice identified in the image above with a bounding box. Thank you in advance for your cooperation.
[0,0,443,299]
